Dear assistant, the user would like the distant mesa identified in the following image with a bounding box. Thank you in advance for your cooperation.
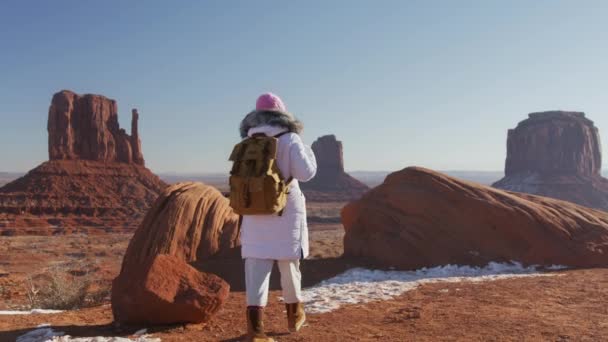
[492,111,608,211]
[0,90,166,234]
[300,135,369,202]
[343,167,608,270]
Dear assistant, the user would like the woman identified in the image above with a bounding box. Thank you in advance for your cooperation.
[239,93,317,341]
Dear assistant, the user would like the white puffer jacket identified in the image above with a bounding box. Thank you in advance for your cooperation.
[239,125,317,260]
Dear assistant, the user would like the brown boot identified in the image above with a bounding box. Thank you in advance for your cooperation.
[286,302,306,332]
[246,306,275,342]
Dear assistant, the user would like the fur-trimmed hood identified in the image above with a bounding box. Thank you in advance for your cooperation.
[239,110,304,138]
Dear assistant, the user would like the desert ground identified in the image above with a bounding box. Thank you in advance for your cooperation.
[2,175,608,341]
[1,207,608,341]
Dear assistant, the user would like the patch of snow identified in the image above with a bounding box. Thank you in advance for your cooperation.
[0,309,63,315]
[16,326,64,342]
[17,326,161,342]
[50,336,161,342]
[301,262,562,314]
[134,329,147,336]
[546,264,567,270]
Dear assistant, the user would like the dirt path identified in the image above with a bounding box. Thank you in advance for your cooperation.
[1,268,607,341]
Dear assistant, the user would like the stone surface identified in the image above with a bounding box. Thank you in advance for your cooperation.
[112,182,239,324]
[493,111,608,211]
[119,182,241,271]
[343,167,608,269]
[0,160,164,216]
[48,90,145,165]
[111,254,229,325]
[131,109,144,165]
[300,135,369,201]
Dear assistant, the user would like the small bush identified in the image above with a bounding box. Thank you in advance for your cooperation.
[24,262,109,310]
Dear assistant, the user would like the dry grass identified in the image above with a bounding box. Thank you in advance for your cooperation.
[23,261,110,310]
[0,233,128,309]
[25,270,88,310]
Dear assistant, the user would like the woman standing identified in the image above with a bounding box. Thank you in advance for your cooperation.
[238,93,317,341]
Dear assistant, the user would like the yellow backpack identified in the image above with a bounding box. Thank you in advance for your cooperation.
[228,132,292,215]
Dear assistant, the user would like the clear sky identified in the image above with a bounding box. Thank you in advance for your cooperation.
[1,1,607,173]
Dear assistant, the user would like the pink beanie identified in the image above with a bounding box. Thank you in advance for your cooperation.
[256,92,287,113]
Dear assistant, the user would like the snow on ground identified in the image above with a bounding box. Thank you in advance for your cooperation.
[16,324,63,342]
[48,335,161,342]
[16,324,161,342]
[301,262,564,314]
[0,309,64,315]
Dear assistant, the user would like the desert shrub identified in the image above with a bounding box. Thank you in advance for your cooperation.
[24,261,110,310]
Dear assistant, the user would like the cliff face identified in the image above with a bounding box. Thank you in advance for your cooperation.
[504,111,602,176]
[48,90,145,165]
[493,111,608,211]
[311,135,345,177]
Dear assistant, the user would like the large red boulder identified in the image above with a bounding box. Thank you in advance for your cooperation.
[119,182,240,268]
[343,167,608,270]
[493,111,608,211]
[112,182,240,324]
[111,254,229,325]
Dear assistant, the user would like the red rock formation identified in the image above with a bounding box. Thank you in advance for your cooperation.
[119,182,241,270]
[343,167,608,269]
[493,111,608,211]
[112,254,229,325]
[0,90,166,234]
[131,109,144,165]
[48,90,145,165]
[300,135,369,202]
[0,160,164,221]
[112,182,239,324]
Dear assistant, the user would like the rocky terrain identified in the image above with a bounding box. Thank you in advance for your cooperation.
[1,248,606,341]
[343,167,608,269]
[300,135,369,202]
[0,91,166,235]
[1,166,608,340]
[493,111,608,211]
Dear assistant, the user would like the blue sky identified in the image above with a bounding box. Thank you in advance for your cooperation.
[1,1,607,173]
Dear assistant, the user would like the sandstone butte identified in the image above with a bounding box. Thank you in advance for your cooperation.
[300,134,369,202]
[0,90,166,234]
[493,111,608,211]
[342,167,608,270]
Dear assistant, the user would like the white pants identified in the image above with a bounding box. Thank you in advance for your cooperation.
[245,258,302,307]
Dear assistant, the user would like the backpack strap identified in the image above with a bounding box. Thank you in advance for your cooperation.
[277,177,294,217]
